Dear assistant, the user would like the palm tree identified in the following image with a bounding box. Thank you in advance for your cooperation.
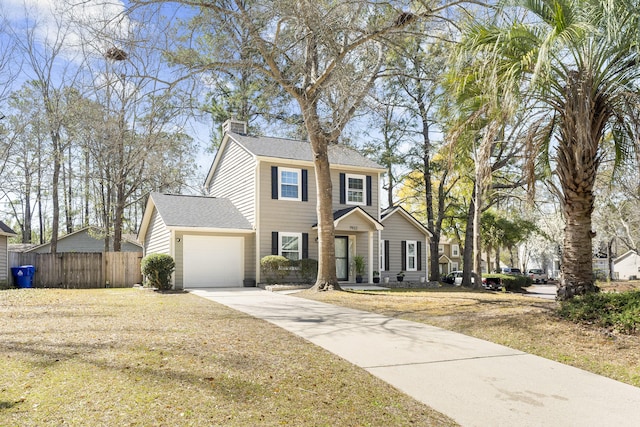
[461,0,640,299]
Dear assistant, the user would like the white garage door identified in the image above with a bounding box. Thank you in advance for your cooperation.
[183,235,243,287]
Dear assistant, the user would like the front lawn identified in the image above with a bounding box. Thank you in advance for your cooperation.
[0,288,455,427]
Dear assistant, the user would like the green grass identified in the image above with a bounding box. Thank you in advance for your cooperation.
[0,288,455,427]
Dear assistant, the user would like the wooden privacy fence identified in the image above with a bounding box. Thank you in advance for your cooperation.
[8,252,143,289]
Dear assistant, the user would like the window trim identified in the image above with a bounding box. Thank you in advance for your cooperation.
[451,244,459,257]
[345,173,366,206]
[438,244,444,254]
[278,167,301,201]
[380,239,386,272]
[406,240,417,272]
[279,232,302,261]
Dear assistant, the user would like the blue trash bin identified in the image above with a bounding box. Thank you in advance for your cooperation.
[11,265,35,288]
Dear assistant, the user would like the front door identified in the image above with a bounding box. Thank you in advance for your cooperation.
[335,236,349,281]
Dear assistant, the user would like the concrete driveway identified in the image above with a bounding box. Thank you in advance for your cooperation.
[526,284,557,300]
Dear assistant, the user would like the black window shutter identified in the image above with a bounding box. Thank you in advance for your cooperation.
[271,166,278,199]
[302,169,308,202]
[417,241,422,271]
[302,233,309,259]
[272,232,279,255]
[366,176,372,206]
[401,241,407,271]
[339,173,346,204]
[384,240,390,271]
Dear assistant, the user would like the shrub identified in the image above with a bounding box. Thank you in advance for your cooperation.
[295,258,318,284]
[260,255,290,284]
[558,290,640,334]
[353,255,365,277]
[141,253,175,290]
[482,274,532,292]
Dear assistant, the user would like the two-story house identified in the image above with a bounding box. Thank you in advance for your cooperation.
[138,120,430,289]
[438,237,462,276]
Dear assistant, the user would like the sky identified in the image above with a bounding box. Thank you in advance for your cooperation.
[2,0,215,187]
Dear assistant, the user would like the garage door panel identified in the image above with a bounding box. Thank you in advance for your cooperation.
[183,235,243,287]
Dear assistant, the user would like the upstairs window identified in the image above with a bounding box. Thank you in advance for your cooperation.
[272,166,307,201]
[339,173,372,206]
[280,168,300,200]
[452,244,459,257]
[346,174,365,205]
[438,245,444,254]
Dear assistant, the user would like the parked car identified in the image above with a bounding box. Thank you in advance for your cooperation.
[500,267,522,275]
[527,268,548,283]
[482,276,502,291]
[443,271,475,286]
[443,271,463,285]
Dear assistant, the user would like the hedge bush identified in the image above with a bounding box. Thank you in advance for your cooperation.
[141,253,175,290]
[558,291,640,334]
[260,255,291,284]
[483,274,532,292]
[295,258,318,284]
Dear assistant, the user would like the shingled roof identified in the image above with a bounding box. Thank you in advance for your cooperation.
[229,132,384,170]
[0,220,16,236]
[150,193,253,230]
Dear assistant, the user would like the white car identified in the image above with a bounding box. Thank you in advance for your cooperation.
[443,271,475,286]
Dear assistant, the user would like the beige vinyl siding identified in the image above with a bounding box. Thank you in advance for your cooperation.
[0,236,7,283]
[144,208,171,256]
[259,161,320,262]
[381,214,428,282]
[208,140,256,225]
[259,162,380,282]
[173,231,255,289]
[331,169,380,219]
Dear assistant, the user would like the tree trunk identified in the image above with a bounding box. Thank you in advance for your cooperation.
[113,181,125,252]
[462,187,475,287]
[555,70,603,300]
[308,132,340,291]
[473,178,482,286]
[50,131,61,255]
[557,194,599,299]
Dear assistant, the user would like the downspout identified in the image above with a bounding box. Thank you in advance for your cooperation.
[255,159,261,284]
[368,230,374,284]
[170,229,176,289]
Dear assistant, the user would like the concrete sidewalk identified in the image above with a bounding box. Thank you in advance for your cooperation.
[189,287,640,427]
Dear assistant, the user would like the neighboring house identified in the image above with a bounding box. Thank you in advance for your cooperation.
[380,206,430,282]
[613,251,640,280]
[25,226,143,253]
[0,221,17,287]
[438,237,462,276]
[139,119,430,289]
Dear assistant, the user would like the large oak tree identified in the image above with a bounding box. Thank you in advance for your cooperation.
[137,0,458,290]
